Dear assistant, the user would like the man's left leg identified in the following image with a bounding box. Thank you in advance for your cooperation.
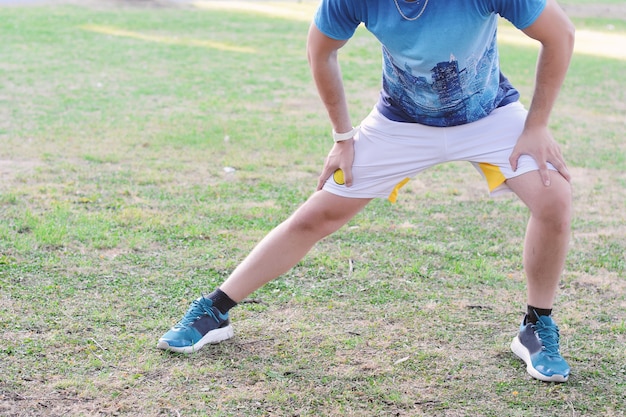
[506,170,572,382]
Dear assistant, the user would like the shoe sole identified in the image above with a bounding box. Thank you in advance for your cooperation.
[157,325,234,354]
[510,336,569,383]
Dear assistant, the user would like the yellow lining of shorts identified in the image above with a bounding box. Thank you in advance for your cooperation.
[387,164,505,203]
[388,178,410,203]
[478,162,507,192]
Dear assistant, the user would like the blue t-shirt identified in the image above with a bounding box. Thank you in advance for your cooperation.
[314,0,546,127]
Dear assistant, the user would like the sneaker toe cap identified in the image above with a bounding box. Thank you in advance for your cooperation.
[534,356,571,378]
[158,327,202,349]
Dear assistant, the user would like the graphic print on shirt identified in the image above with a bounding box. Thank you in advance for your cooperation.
[381,32,500,127]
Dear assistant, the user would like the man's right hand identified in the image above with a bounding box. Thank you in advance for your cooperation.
[316,139,355,190]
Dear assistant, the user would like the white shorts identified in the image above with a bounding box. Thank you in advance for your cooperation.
[323,101,557,202]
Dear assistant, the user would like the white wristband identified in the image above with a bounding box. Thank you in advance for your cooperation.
[332,126,359,142]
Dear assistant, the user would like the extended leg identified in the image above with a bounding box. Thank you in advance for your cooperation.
[158,190,371,353]
[220,190,372,301]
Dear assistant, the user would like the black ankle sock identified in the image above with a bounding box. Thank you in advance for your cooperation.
[525,305,553,324]
[207,288,237,315]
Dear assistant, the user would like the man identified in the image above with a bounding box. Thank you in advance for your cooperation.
[158,0,575,383]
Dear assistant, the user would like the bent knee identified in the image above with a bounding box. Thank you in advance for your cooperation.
[532,190,572,233]
[509,172,572,230]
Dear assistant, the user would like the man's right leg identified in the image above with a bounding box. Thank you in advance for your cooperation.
[157,190,371,353]
[220,190,372,302]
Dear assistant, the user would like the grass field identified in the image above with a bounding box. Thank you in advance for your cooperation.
[1,1,625,416]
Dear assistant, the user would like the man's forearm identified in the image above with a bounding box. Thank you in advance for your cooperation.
[309,52,353,134]
[523,0,575,128]
[526,37,574,128]
[306,24,353,134]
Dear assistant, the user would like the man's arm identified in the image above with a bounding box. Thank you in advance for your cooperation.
[307,24,356,188]
[509,0,575,186]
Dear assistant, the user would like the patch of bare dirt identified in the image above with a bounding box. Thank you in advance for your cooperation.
[0,159,41,183]
[0,0,191,8]
[4,0,626,19]
[561,3,626,19]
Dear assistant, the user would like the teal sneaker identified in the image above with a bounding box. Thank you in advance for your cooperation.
[157,296,234,354]
[510,315,570,382]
